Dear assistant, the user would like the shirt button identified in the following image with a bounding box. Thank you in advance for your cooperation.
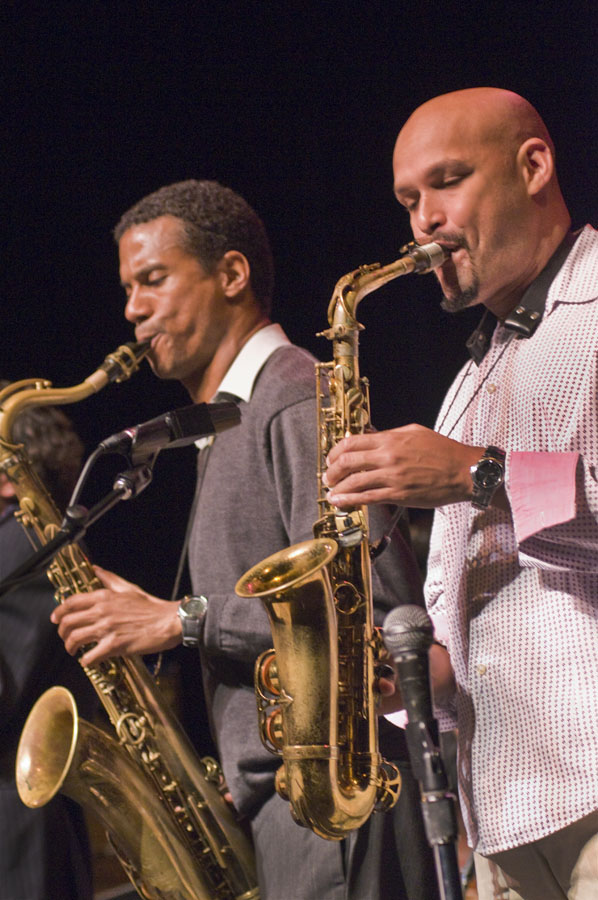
[486,383,497,394]
[476,664,487,675]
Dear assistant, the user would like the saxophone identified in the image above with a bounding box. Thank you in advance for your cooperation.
[1,343,259,900]
[236,242,446,840]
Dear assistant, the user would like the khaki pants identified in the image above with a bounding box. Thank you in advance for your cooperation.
[474,810,598,900]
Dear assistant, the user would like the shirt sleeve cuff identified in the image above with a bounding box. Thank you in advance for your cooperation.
[385,710,408,728]
[509,451,579,543]
[428,607,450,647]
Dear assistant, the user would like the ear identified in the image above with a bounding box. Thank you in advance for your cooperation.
[517,137,554,197]
[0,473,16,500]
[217,250,251,300]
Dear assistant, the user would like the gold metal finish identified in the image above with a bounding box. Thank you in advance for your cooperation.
[5,343,259,900]
[237,242,446,840]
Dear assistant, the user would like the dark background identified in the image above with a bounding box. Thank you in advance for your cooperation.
[2,2,597,600]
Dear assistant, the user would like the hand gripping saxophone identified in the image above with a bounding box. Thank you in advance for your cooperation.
[236,242,446,840]
[1,343,259,900]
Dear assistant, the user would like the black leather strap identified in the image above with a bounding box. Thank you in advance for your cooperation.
[466,230,579,364]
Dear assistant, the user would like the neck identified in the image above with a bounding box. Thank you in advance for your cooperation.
[184,315,271,402]
[487,217,572,320]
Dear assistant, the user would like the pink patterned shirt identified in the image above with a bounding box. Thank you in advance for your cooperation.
[426,225,598,855]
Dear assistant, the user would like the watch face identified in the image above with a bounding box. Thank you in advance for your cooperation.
[474,458,504,488]
[180,595,208,619]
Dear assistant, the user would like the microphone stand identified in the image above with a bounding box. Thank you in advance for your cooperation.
[405,717,463,900]
[384,603,463,900]
[0,461,155,598]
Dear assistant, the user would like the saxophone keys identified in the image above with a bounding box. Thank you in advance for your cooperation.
[115,711,147,745]
[376,762,402,811]
[257,649,281,696]
[265,711,284,751]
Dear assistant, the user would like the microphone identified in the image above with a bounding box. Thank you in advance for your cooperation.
[382,604,436,754]
[384,605,462,898]
[99,401,241,463]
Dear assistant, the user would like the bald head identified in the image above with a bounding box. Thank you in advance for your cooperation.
[392,88,570,317]
[397,88,554,164]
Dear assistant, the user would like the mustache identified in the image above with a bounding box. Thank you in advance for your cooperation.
[432,233,470,253]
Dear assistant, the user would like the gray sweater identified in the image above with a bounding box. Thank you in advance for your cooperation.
[189,343,421,817]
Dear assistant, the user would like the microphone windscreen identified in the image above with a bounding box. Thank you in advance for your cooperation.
[383,605,433,656]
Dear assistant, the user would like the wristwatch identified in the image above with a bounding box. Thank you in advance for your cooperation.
[470,446,506,510]
[177,594,208,647]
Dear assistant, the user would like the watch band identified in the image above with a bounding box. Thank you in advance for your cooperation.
[177,594,208,647]
[470,445,506,510]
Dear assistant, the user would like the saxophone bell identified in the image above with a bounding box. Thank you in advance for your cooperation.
[16,687,205,898]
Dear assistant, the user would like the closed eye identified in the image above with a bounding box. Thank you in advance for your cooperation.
[147,274,167,286]
[436,166,473,189]
[396,194,419,212]
[441,175,465,188]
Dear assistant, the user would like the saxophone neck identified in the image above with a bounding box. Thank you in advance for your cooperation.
[322,241,447,337]
[0,341,150,443]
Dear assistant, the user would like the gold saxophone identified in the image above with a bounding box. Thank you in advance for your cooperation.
[1,343,259,900]
[236,242,446,840]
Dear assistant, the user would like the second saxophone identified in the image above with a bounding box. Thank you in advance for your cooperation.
[236,241,446,839]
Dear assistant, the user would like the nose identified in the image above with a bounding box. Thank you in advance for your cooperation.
[411,192,446,238]
[124,284,149,325]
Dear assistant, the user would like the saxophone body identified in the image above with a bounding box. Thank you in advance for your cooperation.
[236,242,446,840]
[2,344,259,900]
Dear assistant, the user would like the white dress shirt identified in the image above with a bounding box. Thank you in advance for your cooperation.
[426,225,598,855]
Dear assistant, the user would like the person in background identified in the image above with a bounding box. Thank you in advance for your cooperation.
[0,394,95,900]
[324,87,598,900]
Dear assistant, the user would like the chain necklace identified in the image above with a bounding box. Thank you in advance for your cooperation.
[436,332,515,439]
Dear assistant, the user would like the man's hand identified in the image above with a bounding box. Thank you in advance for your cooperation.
[324,425,482,509]
[375,661,404,717]
[50,565,183,666]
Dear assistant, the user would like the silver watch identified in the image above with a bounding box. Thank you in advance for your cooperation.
[470,446,506,510]
[177,594,208,647]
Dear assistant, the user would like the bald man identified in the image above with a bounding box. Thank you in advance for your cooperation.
[325,88,598,900]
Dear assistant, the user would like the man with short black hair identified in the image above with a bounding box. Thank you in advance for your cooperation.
[54,180,444,899]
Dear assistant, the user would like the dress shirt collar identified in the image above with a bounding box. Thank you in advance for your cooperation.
[195,324,291,450]
[214,322,290,403]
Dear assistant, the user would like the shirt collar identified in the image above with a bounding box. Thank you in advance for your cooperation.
[214,322,290,403]
[466,230,580,365]
[195,324,290,450]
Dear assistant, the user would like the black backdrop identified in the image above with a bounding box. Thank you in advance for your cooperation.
[2,2,597,600]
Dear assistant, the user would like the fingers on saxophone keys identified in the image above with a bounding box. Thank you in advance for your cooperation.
[376,664,395,680]
[79,642,108,667]
[63,624,97,657]
[374,663,397,698]
[51,599,97,653]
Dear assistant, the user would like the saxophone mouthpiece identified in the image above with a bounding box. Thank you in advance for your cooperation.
[100,340,152,383]
[402,241,447,273]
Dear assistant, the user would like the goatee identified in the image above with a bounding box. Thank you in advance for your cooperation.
[441,276,480,313]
